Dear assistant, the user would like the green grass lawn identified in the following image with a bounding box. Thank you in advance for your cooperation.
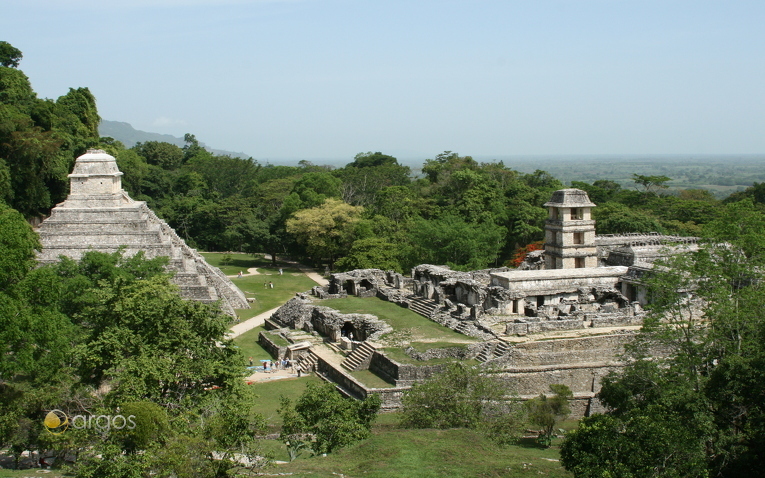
[321,296,479,364]
[200,252,266,275]
[250,375,324,427]
[321,296,476,344]
[270,427,573,477]
[264,330,291,347]
[201,252,320,317]
[349,369,396,388]
[232,326,272,364]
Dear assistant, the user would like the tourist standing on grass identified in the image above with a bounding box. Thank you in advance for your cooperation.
[269,281,274,288]
[279,268,283,275]
[248,357,253,367]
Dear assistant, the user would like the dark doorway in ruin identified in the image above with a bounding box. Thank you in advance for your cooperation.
[359,279,374,293]
[341,322,363,341]
[344,280,355,295]
[623,283,636,302]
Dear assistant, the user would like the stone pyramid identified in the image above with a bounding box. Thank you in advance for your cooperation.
[36,149,249,316]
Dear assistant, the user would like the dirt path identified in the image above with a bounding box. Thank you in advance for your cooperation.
[227,256,328,286]
[227,267,260,278]
[228,257,328,339]
[227,306,281,338]
[263,254,329,286]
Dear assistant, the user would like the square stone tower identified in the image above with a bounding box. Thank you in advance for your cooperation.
[543,188,598,269]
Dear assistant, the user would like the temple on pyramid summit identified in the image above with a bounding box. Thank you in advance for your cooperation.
[36,149,249,316]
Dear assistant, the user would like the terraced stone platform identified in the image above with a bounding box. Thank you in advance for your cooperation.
[36,149,248,316]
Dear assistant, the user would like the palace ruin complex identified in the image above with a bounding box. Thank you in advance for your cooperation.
[35,149,249,316]
[265,188,697,415]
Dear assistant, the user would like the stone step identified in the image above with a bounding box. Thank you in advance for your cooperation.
[296,352,318,373]
[322,341,346,356]
[177,285,218,302]
[173,273,206,286]
[407,297,438,318]
[38,232,165,245]
[475,340,512,362]
[289,334,314,342]
[495,341,511,356]
[341,342,377,371]
[476,343,496,362]
[479,341,513,363]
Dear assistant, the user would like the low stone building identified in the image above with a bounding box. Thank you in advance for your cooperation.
[35,149,248,316]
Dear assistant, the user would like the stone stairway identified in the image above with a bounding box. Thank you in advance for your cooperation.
[494,341,511,358]
[476,340,512,362]
[296,351,319,373]
[476,342,496,362]
[454,321,473,335]
[341,342,377,372]
[407,296,439,318]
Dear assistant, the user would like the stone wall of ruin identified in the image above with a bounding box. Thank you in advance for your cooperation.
[484,333,636,404]
[271,296,393,341]
[368,352,450,387]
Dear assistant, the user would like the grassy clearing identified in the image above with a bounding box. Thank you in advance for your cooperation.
[232,326,272,363]
[262,330,290,347]
[250,375,323,426]
[349,370,396,388]
[321,296,476,344]
[201,252,319,316]
[201,252,265,275]
[408,341,469,351]
[374,411,403,428]
[271,427,572,477]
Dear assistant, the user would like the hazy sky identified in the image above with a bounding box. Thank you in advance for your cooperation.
[4,1,764,161]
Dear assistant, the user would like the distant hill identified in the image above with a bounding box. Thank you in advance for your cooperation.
[99,120,250,159]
